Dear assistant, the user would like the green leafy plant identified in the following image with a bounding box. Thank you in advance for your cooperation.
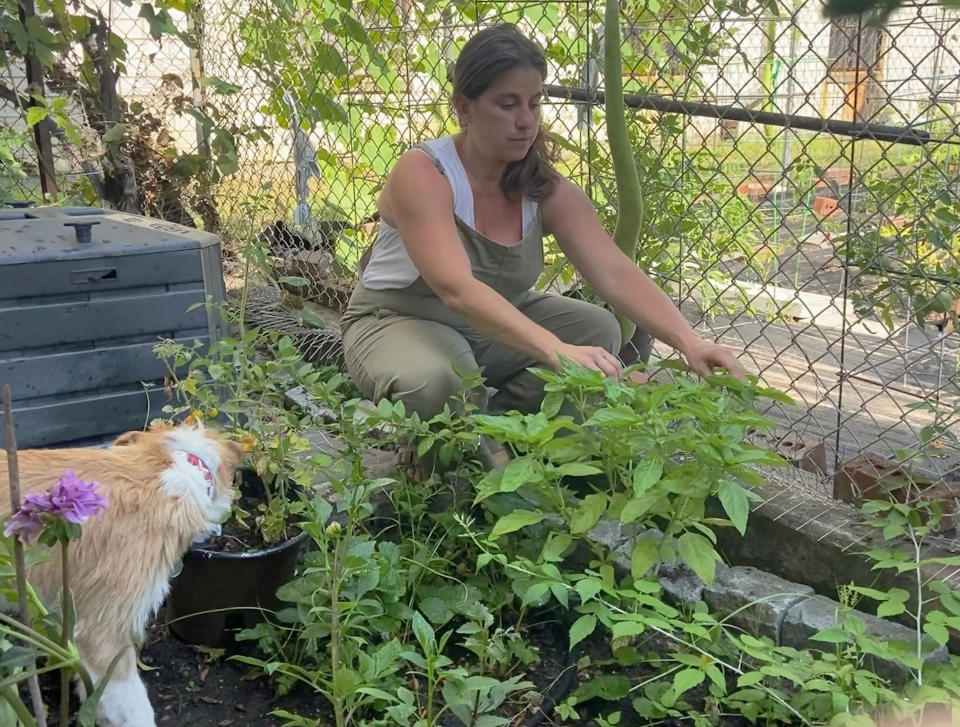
[704,494,960,726]
[154,309,353,545]
[471,360,788,585]
[222,357,960,727]
[853,495,960,683]
[0,0,248,224]
[840,162,960,332]
[229,383,548,727]
[235,474,413,727]
[0,127,32,201]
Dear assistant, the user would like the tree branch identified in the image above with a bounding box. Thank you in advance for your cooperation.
[0,81,108,201]
[0,81,30,110]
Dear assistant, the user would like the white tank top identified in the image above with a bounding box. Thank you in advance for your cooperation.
[361,136,539,290]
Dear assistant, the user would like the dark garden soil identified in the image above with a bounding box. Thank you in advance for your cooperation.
[36,618,325,727]
[32,603,745,727]
[191,515,283,553]
[142,612,329,727]
[140,608,575,727]
[196,471,299,553]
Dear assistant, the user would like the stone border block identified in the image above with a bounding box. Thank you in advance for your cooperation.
[703,566,813,642]
[780,595,948,686]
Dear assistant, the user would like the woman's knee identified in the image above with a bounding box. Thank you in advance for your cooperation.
[579,305,622,354]
[525,295,623,355]
[342,316,480,419]
[390,362,469,419]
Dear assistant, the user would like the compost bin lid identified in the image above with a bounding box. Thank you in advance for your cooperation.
[0,206,220,265]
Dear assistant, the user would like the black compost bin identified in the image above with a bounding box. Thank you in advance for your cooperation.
[0,206,226,447]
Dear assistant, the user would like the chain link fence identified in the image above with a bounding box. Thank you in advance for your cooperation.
[2,0,959,494]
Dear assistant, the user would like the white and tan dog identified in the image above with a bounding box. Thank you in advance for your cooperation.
[0,421,244,727]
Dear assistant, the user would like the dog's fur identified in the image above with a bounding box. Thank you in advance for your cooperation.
[0,422,244,727]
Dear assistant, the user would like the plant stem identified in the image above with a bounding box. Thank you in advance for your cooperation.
[0,684,39,727]
[479,633,487,677]
[909,527,924,685]
[59,541,70,727]
[626,664,682,693]
[0,664,76,691]
[470,691,481,726]
[3,385,48,727]
[425,657,436,725]
[0,613,74,661]
[760,18,778,140]
[233,245,254,421]
[329,539,344,727]
[238,242,252,339]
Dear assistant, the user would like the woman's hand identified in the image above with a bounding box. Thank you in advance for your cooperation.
[681,337,747,379]
[551,343,623,379]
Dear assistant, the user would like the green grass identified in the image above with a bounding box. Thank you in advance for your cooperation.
[705,134,919,176]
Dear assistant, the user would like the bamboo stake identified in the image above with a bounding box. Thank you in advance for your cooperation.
[3,385,48,727]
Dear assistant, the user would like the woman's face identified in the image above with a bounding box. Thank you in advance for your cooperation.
[457,65,543,163]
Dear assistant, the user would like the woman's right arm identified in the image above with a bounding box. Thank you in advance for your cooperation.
[382,151,620,377]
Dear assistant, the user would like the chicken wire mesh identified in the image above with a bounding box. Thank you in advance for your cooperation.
[2,0,959,496]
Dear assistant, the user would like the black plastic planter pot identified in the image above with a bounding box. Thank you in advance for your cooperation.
[165,528,309,646]
[165,471,309,647]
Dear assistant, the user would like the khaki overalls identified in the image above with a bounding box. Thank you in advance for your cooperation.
[341,143,621,419]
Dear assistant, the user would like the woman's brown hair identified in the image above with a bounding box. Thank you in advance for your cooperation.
[453,23,560,202]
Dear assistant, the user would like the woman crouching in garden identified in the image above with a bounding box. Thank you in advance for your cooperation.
[340,23,745,468]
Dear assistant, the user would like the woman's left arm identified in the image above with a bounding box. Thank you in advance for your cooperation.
[541,177,746,379]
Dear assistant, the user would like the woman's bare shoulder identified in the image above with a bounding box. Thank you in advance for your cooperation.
[390,148,447,184]
[381,148,453,219]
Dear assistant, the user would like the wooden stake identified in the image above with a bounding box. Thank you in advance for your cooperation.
[3,384,48,727]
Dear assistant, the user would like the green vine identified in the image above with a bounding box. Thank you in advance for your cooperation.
[603,0,645,342]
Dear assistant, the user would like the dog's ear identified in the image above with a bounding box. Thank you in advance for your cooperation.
[111,430,144,447]
[225,437,249,465]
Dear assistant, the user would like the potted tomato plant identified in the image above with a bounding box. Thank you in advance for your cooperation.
[153,320,345,646]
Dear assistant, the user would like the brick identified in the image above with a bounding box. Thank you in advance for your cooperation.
[912,481,960,532]
[774,432,828,476]
[813,196,840,217]
[834,454,959,532]
[274,249,333,287]
[737,180,774,200]
[833,453,904,502]
[824,167,852,186]
[311,278,355,313]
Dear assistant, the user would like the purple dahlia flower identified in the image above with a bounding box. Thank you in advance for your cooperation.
[3,470,108,543]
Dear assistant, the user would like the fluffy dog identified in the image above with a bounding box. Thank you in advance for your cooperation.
[0,421,244,727]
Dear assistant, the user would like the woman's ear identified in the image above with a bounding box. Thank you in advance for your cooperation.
[453,94,470,127]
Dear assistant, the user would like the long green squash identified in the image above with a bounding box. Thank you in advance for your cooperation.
[604,0,644,342]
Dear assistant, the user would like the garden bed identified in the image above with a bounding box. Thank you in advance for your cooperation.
[142,608,577,727]
[143,615,327,726]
